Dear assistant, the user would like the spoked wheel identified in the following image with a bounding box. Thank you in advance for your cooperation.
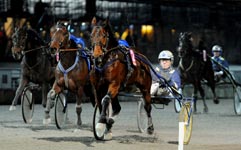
[93,103,113,140]
[137,98,148,133]
[234,86,241,115]
[174,99,182,113]
[93,104,104,140]
[179,102,193,145]
[21,87,34,124]
[54,93,68,129]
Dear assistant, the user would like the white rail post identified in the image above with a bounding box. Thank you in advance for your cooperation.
[178,122,185,150]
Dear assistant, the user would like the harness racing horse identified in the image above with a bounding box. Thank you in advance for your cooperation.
[10,27,55,111]
[44,23,94,127]
[90,17,153,140]
[177,32,218,113]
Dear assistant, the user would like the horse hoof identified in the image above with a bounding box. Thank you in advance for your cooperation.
[26,118,33,124]
[43,118,51,125]
[9,105,16,111]
[104,131,112,140]
[42,103,46,108]
[107,118,115,125]
[214,99,219,104]
[203,107,208,113]
[96,123,106,137]
[147,124,154,135]
[77,120,82,127]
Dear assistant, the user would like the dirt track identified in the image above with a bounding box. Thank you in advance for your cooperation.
[0,99,241,150]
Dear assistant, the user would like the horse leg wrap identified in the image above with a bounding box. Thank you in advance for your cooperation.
[47,89,56,109]
[101,94,111,107]
[49,89,56,99]
[147,117,154,135]
[76,104,82,126]
[99,94,111,123]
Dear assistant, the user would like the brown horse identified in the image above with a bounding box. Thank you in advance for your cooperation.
[44,23,93,127]
[10,26,55,113]
[90,17,153,140]
[177,32,218,113]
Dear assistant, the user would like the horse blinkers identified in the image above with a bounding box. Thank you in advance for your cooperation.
[91,26,109,59]
[11,28,27,60]
[50,28,70,51]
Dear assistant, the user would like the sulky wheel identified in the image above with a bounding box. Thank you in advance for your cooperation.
[54,93,68,129]
[137,98,148,133]
[21,87,34,124]
[179,102,193,145]
[234,86,241,115]
[93,104,105,140]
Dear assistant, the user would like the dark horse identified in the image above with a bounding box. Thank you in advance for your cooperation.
[177,32,218,113]
[44,23,93,126]
[90,17,153,140]
[10,27,55,112]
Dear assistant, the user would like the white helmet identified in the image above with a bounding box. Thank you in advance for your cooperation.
[158,50,174,61]
[212,45,222,52]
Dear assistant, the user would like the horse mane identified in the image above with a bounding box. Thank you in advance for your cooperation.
[180,32,194,51]
[102,19,119,47]
[26,28,46,45]
[180,32,204,59]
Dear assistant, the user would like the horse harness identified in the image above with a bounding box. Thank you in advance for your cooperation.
[56,49,91,88]
[93,45,135,86]
[178,58,194,72]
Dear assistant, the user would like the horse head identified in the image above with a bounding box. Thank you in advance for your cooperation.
[90,17,118,60]
[49,22,71,52]
[11,27,28,60]
[177,32,193,58]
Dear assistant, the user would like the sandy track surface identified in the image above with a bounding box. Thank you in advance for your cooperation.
[0,99,241,150]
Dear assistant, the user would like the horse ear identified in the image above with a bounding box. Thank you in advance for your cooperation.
[22,25,28,31]
[14,27,18,32]
[188,32,192,37]
[56,21,61,26]
[91,17,97,26]
[106,16,110,23]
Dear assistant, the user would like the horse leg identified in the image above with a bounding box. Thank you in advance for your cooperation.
[43,81,61,125]
[111,96,121,116]
[41,83,48,108]
[193,86,198,113]
[197,83,208,113]
[141,88,154,135]
[9,77,28,111]
[76,87,84,128]
[95,93,112,139]
[96,83,120,140]
[207,82,219,104]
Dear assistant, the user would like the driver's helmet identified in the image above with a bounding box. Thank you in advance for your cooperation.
[212,45,222,52]
[158,50,174,62]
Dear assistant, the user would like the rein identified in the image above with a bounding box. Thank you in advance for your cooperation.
[22,45,48,55]
[59,48,78,52]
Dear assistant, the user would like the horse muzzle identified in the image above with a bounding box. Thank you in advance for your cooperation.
[11,47,23,60]
[177,47,185,58]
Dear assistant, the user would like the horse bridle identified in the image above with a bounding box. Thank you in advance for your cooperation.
[51,28,77,53]
[178,36,195,72]
[91,26,110,55]
[12,30,47,56]
[12,31,27,54]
